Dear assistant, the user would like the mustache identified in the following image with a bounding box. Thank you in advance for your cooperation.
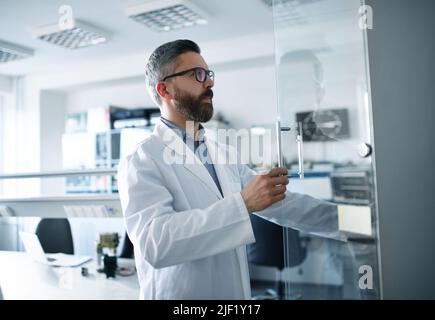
[200,89,213,99]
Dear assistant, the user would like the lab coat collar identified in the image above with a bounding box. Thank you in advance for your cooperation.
[154,119,224,200]
[159,116,206,145]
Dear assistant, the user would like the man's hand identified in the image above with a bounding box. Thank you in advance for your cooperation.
[240,167,289,213]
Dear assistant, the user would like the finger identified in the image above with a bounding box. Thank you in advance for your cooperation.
[268,167,288,177]
[270,175,289,186]
[271,193,286,204]
[269,167,288,177]
[271,185,287,196]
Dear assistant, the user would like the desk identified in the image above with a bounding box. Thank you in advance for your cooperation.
[0,251,140,299]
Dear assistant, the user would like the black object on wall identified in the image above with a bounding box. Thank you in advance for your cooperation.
[295,108,350,141]
[109,106,160,129]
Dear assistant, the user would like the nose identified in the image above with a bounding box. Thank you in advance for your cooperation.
[203,74,214,88]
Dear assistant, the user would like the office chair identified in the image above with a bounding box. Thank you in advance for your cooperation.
[247,214,307,300]
[35,218,74,254]
[119,232,134,259]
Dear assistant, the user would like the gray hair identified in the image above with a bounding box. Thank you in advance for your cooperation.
[145,39,201,106]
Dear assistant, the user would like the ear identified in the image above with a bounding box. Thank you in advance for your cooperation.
[156,81,173,103]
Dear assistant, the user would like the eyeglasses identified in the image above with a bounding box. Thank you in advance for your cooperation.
[162,67,214,83]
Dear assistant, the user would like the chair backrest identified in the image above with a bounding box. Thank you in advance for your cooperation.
[35,218,74,254]
[119,232,134,258]
[247,214,306,270]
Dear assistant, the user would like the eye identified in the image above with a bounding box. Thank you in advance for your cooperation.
[195,69,206,81]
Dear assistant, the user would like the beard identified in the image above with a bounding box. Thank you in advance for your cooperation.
[173,87,214,123]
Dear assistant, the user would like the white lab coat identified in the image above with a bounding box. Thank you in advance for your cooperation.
[117,119,345,300]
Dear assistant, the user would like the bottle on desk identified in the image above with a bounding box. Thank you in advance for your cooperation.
[96,242,103,268]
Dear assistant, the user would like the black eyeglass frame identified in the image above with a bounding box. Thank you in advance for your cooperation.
[161,67,214,83]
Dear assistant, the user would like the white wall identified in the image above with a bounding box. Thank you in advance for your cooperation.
[40,90,67,194]
[0,74,11,192]
[1,77,40,197]
[65,64,278,130]
[213,64,278,128]
[66,80,153,113]
[0,76,19,251]
[0,75,12,93]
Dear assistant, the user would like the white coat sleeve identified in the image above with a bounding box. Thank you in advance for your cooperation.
[117,152,255,269]
[238,164,347,242]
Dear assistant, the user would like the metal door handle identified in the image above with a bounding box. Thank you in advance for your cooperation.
[276,119,291,168]
[297,122,304,179]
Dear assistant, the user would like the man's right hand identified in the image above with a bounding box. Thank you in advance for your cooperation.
[240,167,289,213]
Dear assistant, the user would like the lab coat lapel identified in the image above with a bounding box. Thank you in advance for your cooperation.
[205,138,234,198]
[154,121,223,200]
[183,162,223,200]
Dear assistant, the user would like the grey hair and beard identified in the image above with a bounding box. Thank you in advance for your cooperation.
[173,87,214,123]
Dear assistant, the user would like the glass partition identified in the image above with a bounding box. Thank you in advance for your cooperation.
[272,0,380,299]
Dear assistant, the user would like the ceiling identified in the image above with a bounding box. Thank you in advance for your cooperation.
[0,0,274,75]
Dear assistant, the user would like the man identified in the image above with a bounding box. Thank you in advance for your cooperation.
[117,39,344,300]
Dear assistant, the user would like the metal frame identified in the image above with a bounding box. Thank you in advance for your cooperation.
[0,169,121,218]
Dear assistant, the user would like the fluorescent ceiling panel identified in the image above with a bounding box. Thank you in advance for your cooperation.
[32,20,110,49]
[125,0,208,32]
[0,40,34,63]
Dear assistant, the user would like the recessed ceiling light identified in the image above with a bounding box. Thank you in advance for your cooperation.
[261,0,325,7]
[32,20,110,50]
[260,0,326,27]
[0,40,34,63]
[125,0,208,32]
